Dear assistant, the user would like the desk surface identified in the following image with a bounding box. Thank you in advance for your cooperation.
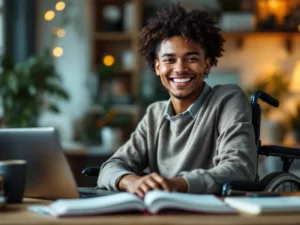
[1,198,300,225]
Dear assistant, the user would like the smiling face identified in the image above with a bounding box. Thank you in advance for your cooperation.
[155,36,211,102]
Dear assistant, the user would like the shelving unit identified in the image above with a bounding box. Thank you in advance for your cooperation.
[90,0,142,98]
[83,0,144,144]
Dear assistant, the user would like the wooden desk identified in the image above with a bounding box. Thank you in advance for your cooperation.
[2,198,300,225]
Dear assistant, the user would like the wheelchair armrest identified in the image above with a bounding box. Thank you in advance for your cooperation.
[221,180,266,196]
[260,145,300,159]
[81,167,100,177]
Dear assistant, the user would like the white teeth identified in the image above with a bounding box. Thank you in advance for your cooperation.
[173,78,191,83]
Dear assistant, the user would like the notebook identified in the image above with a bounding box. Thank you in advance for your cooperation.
[0,127,118,199]
[224,196,300,215]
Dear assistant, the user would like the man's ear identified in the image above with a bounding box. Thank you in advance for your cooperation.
[154,59,160,76]
[204,57,211,74]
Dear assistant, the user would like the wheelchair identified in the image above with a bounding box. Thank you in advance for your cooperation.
[222,90,300,196]
[82,90,300,195]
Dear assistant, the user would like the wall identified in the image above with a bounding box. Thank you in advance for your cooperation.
[37,0,92,141]
[218,36,300,87]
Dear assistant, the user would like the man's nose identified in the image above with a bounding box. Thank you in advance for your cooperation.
[174,60,188,74]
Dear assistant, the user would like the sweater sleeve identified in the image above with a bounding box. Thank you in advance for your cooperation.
[178,89,257,194]
[97,112,149,191]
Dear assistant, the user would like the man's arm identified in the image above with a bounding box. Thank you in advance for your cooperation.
[178,90,257,194]
[97,114,149,191]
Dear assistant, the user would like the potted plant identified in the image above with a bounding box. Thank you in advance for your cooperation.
[0,49,70,127]
[75,103,132,147]
[245,72,289,143]
[246,72,289,116]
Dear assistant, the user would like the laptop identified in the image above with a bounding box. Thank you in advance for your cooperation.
[0,127,118,199]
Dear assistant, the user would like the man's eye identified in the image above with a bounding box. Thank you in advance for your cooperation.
[163,58,175,63]
[186,58,199,62]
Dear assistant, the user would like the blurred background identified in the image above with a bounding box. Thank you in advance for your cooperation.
[0,0,300,186]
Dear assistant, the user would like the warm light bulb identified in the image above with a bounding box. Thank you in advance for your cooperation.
[44,10,55,21]
[290,61,300,93]
[56,1,66,11]
[268,0,279,9]
[53,47,64,57]
[56,28,66,38]
[103,55,115,66]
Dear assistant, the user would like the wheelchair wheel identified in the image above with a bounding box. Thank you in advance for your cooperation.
[260,172,300,192]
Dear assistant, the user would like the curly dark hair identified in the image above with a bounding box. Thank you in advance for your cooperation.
[139,3,225,73]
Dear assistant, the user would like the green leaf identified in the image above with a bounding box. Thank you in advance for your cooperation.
[48,103,60,113]
[0,48,70,127]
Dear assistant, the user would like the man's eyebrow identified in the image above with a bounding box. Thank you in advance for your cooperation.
[161,52,201,58]
[185,51,201,56]
[161,53,175,58]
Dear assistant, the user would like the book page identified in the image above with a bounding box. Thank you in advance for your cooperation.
[29,192,145,216]
[144,190,234,214]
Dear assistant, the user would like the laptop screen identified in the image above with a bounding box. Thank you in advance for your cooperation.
[0,127,79,199]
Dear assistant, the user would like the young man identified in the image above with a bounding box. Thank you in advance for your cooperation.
[98,3,256,198]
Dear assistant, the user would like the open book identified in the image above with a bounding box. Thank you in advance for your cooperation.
[224,196,300,215]
[28,190,234,216]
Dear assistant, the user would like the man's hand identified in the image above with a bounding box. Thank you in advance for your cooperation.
[117,173,188,198]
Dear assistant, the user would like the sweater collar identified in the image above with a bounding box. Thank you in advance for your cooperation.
[164,82,211,120]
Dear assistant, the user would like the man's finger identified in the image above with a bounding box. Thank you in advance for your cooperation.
[135,188,145,198]
[145,176,162,190]
[151,173,171,191]
[140,182,151,194]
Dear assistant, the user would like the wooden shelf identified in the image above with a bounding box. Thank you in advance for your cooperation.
[222,32,300,38]
[93,65,134,74]
[94,32,133,41]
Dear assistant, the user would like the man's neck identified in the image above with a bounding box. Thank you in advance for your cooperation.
[171,99,193,115]
[171,87,203,115]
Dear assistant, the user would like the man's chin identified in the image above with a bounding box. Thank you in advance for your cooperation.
[170,92,193,100]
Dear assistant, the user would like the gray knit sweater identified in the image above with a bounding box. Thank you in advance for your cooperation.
[98,84,257,193]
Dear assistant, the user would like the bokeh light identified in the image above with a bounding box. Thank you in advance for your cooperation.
[56,1,66,11]
[56,28,66,38]
[53,47,64,57]
[103,55,115,66]
[44,10,55,21]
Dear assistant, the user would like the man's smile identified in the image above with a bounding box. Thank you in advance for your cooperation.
[168,76,195,87]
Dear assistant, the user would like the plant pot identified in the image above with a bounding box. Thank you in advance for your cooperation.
[101,127,123,152]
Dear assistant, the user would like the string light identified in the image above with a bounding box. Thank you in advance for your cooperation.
[47,2,68,59]
[53,47,64,57]
[44,10,55,21]
[103,55,115,66]
[56,1,66,11]
[56,28,66,38]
